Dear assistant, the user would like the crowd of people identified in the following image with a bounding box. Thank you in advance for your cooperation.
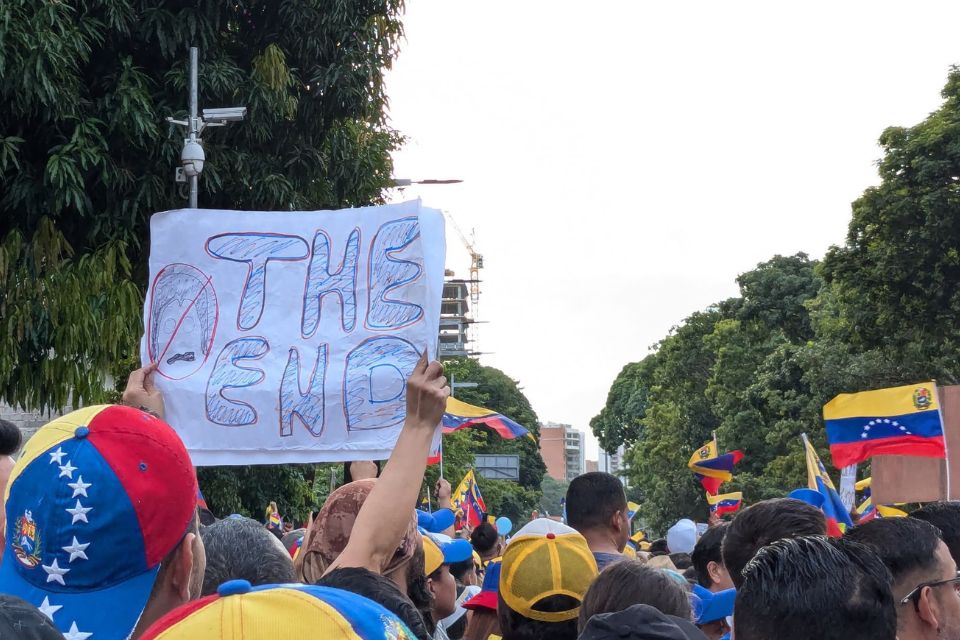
[0,357,959,639]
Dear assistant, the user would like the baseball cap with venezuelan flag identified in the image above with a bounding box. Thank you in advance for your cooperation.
[499,519,597,622]
[0,405,198,640]
[141,580,416,639]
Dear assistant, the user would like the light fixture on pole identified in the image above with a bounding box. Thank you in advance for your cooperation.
[166,47,247,208]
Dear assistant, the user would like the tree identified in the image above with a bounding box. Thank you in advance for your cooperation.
[1,0,405,519]
[539,475,569,517]
[424,358,547,523]
[0,0,404,411]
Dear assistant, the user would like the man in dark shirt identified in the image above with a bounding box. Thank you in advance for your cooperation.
[565,472,629,571]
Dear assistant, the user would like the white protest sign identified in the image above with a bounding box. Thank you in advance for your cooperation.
[140,200,445,465]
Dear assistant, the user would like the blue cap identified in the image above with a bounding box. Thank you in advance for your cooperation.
[416,509,456,533]
[426,533,473,564]
[692,584,735,624]
[788,488,825,509]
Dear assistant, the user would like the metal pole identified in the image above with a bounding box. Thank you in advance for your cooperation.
[188,47,199,208]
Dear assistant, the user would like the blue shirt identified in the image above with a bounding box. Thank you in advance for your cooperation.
[593,551,624,571]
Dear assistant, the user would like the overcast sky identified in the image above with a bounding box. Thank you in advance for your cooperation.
[386,1,960,459]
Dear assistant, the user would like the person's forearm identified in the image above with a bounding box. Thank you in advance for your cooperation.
[331,422,435,572]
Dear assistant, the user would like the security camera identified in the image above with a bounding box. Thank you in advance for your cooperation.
[181,140,205,177]
[202,107,247,123]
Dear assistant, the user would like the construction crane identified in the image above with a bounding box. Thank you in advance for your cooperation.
[445,212,483,309]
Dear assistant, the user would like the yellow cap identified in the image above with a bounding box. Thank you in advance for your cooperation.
[622,544,637,559]
[499,520,597,623]
[423,534,443,576]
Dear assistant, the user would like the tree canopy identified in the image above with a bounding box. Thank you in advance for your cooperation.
[594,65,960,532]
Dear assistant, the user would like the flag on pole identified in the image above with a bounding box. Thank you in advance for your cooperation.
[823,382,946,468]
[688,438,744,495]
[706,492,743,517]
[443,398,534,441]
[802,434,854,536]
[452,469,487,529]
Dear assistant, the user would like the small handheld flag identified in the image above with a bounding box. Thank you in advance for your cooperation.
[823,382,946,468]
[452,469,487,529]
[706,492,742,517]
[802,433,854,536]
[688,438,743,495]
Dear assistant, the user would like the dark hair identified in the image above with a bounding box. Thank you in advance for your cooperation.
[199,517,296,596]
[692,522,728,588]
[464,608,500,640]
[912,502,960,565]
[498,593,579,640]
[565,472,626,532]
[449,557,476,582]
[471,521,499,555]
[735,536,896,640]
[649,538,669,557]
[722,498,826,588]
[318,567,431,640]
[407,542,435,636]
[0,420,22,457]
[845,517,943,587]
[577,560,691,631]
[668,552,692,570]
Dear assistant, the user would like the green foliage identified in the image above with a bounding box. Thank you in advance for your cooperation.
[1,0,405,521]
[597,65,960,531]
[424,358,547,522]
[539,475,569,517]
[0,0,405,412]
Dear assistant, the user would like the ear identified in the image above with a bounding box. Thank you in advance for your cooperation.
[707,560,723,583]
[916,586,941,630]
[170,533,198,603]
[610,509,623,533]
[426,576,438,599]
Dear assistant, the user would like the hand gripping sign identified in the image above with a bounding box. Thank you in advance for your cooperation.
[141,200,445,465]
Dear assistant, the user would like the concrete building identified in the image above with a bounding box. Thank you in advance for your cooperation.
[438,276,475,359]
[540,422,585,482]
[586,459,599,473]
[599,444,629,486]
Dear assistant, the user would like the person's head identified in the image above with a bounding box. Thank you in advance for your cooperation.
[0,406,203,640]
[649,538,670,556]
[565,472,629,552]
[464,608,501,640]
[846,517,960,639]
[342,460,380,484]
[691,522,732,591]
[692,584,734,640]
[578,604,706,640]
[721,497,826,588]
[913,502,960,565]
[199,517,296,596]
[497,519,598,640]
[318,567,431,640]
[669,552,692,570]
[471,520,502,560]
[735,535,896,640]
[666,519,697,555]
[0,419,22,552]
[450,556,478,586]
[296,479,419,590]
[424,533,473,623]
[140,581,418,639]
[0,593,65,640]
[578,560,692,631]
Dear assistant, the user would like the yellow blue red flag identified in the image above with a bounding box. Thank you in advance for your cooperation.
[443,397,534,441]
[452,469,487,528]
[803,434,854,536]
[823,382,945,468]
[688,439,743,494]
[706,492,743,517]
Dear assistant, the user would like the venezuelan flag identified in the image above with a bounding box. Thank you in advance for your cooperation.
[707,491,743,517]
[824,382,945,468]
[627,501,641,521]
[803,434,854,536]
[443,397,533,441]
[452,469,487,528]
[688,439,744,494]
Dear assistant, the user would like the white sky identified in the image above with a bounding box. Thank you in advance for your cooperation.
[386,1,960,459]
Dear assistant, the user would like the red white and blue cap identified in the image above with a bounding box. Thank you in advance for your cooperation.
[141,580,416,639]
[0,405,198,640]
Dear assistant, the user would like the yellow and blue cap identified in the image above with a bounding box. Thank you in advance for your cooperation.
[0,405,198,640]
[422,533,473,575]
[141,580,415,639]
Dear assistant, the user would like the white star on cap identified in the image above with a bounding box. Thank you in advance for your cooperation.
[68,476,92,498]
[66,500,91,524]
[63,622,92,640]
[63,536,90,562]
[42,558,69,585]
[49,447,67,465]
[38,596,62,621]
[58,461,78,479]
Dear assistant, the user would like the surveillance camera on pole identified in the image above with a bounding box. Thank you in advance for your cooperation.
[165,47,246,208]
